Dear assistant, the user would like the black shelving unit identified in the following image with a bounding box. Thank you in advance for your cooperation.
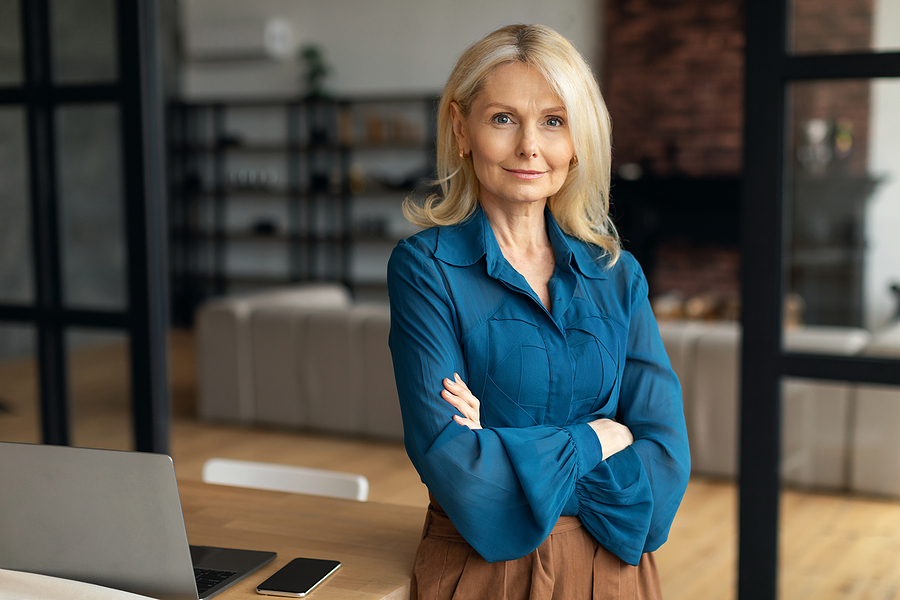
[168,95,437,324]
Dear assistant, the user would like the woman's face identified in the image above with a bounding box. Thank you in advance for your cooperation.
[451,62,575,212]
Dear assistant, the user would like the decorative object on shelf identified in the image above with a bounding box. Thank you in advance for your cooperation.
[300,45,331,100]
[796,117,856,176]
[651,291,741,322]
[229,166,280,189]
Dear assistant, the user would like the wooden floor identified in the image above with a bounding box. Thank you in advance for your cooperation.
[2,329,900,599]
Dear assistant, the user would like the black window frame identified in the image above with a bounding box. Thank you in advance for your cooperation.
[0,0,169,453]
[740,2,900,598]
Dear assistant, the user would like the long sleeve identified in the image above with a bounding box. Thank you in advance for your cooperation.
[389,210,690,567]
[574,265,691,565]
[388,240,603,563]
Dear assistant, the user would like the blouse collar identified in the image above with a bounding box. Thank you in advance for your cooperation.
[433,204,609,280]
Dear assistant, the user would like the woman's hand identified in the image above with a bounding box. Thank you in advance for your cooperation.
[441,373,482,430]
[440,373,633,454]
[588,418,634,460]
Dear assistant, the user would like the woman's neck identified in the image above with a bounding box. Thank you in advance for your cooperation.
[480,198,556,311]
[480,198,549,254]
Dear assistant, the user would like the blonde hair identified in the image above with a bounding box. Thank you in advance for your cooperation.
[403,23,620,265]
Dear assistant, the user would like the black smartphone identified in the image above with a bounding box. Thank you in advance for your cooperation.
[256,557,341,597]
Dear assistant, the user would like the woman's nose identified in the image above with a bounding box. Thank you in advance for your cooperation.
[517,125,538,158]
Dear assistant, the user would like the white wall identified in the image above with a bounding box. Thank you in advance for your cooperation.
[865,0,900,330]
[179,0,601,99]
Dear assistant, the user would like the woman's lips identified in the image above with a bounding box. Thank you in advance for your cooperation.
[504,168,546,180]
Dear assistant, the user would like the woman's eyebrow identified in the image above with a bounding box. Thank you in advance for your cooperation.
[483,102,567,114]
[483,102,518,112]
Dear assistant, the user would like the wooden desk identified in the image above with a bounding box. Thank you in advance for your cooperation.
[178,481,426,600]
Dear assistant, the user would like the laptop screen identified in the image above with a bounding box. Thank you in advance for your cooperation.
[0,442,200,600]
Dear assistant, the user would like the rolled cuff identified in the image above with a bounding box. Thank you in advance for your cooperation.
[563,422,603,478]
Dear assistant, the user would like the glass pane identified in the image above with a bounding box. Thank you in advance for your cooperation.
[0,0,23,85]
[780,379,900,596]
[784,79,900,353]
[781,378,852,489]
[0,324,40,444]
[51,0,117,84]
[654,320,739,598]
[68,328,131,450]
[656,477,737,600]
[790,0,900,55]
[56,104,127,310]
[0,107,33,304]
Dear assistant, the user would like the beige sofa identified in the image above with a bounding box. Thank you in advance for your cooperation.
[659,319,900,495]
[849,321,900,496]
[195,283,402,439]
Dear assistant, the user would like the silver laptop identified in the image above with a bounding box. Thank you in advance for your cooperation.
[0,442,276,600]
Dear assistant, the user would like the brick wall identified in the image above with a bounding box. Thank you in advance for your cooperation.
[602,0,873,178]
[603,0,745,177]
[604,0,875,317]
[791,0,874,54]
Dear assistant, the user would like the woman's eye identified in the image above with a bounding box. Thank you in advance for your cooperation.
[545,117,564,127]
[492,114,512,124]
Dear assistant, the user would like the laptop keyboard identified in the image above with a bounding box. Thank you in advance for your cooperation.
[194,567,237,595]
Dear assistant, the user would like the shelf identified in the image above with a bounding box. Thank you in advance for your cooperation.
[172,230,354,242]
[172,141,431,154]
[187,187,423,200]
[790,246,864,268]
[343,141,432,151]
[174,142,308,154]
[194,188,295,199]
[169,94,437,324]
[171,229,408,245]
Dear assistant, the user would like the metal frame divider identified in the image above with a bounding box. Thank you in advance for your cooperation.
[0,0,169,453]
[739,1,900,598]
[119,0,170,453]
[20,0,68,446]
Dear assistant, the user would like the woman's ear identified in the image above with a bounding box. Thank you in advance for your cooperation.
[449,101,468,155]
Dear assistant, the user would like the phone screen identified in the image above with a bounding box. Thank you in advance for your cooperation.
[256,557,341,597]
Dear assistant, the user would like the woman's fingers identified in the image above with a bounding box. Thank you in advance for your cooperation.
[441,373,482,430]
[453,414,482,430]
[441,387,467,411]
[453,372,469,390]
[441,387,478,420]
[444,375,477,404]
[445,372,471,393]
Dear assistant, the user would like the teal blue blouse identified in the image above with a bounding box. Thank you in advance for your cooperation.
[387,206,690,566]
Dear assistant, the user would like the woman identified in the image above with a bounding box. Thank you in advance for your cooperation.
[387,24,690,599]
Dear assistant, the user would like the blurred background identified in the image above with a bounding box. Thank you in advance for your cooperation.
[2,1,900,598]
